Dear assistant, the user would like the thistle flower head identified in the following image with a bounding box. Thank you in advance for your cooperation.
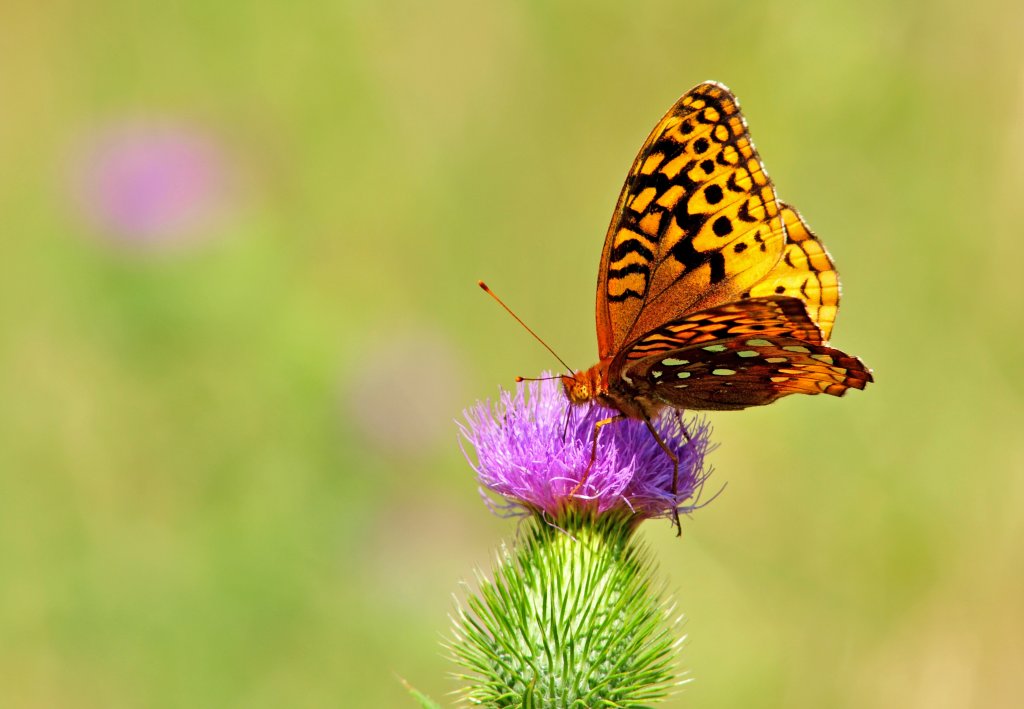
[448,512,683,706]
[459,375,714,522]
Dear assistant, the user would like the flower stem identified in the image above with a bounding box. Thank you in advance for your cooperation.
[449,510,682,707]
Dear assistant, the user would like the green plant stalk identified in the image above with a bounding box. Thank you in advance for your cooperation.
[449,510,683,707]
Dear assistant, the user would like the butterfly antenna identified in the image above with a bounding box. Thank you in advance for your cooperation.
[515,375,563,382]
[478,281,574,375]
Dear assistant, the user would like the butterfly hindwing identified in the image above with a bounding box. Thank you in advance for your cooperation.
[613,296,824,369]
[625,337,871,410]
[596,81,788,360]
[615,297,871,411]
[744,204,840,341]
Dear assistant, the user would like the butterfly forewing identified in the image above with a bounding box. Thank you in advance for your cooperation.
[597,81,788,360]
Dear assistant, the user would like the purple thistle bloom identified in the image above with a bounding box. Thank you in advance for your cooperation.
[459,375,714,521]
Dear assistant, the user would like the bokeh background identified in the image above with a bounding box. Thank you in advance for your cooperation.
[2,1,1022,707]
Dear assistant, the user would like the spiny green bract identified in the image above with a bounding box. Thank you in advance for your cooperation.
[448,511,683,707]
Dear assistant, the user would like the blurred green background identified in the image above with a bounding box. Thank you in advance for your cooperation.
[2,1,1022,707]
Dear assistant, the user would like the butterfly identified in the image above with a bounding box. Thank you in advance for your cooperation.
[561,81,873,506]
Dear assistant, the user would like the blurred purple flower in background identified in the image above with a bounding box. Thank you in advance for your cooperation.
[345,326,465,458]
[460,376,714,520]
[70,119,232,249]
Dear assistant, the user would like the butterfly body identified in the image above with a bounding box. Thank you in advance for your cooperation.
[562,359,657,420]
[566,80,872,425]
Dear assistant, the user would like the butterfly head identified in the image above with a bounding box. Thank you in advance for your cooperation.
[561,374,591,405]
[561,364,607,406]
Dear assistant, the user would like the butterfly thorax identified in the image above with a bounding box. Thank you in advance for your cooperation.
[562,359,660,420]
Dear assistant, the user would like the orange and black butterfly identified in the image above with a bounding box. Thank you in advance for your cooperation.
[561,81,872,491]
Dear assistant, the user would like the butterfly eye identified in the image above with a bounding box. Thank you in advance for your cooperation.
[562,380,590,404]
[561,376,583,403]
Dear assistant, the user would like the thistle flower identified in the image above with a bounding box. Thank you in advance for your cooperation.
[459,375,713,522]
[432,377,718,707]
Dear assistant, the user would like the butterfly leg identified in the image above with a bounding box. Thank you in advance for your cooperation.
[675,409,693,445]
[561,404,572,444]
[570,414,626,498]
[643,418,683,536]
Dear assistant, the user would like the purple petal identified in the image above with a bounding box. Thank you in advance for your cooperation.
[460,376,715,520]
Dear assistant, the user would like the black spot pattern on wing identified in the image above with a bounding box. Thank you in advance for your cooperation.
[604,84,783,303]
[599,82,788,358]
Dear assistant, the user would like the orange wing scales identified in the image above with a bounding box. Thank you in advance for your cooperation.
[597,81,787,359]
[618,297,823,364]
